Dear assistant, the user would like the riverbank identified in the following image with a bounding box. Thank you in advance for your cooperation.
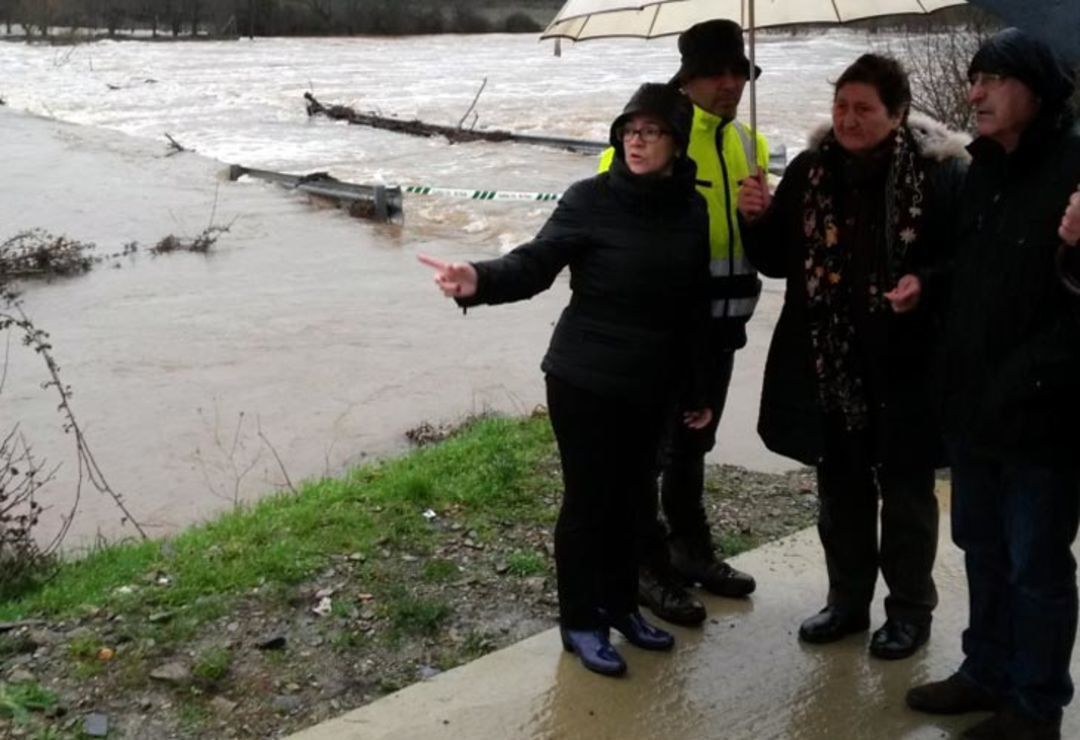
[0,104,793,548]
[0,414,816,738]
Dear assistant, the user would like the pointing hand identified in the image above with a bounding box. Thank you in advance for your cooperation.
[418,254,478,299]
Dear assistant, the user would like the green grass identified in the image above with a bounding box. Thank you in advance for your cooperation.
[506,550,546,577]
[714,532,755,557]
[0,681,58,724]
[67,633,104,661]
[192,647,231,683]
[422,558,459,583]
[0,416,558,630]
[386,595,452,637]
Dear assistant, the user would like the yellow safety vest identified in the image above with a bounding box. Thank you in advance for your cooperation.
[599,104,769,321]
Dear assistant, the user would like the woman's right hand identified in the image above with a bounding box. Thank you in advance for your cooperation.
[738,171,771,224]
[418,254,478,299]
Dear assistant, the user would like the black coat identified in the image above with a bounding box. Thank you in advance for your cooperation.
[461,156,711,407]
[742,120,966,468]
[941,114,1080,465]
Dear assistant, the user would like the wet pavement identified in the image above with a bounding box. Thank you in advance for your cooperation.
[291,486,1080,740]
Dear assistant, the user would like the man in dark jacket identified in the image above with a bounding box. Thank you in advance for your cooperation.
[906,29,1080,740]
[640,19,768,626]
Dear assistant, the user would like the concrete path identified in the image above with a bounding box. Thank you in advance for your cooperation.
[290,486,1080,740]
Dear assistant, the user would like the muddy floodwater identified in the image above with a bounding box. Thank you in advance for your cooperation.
[0,31,899,546]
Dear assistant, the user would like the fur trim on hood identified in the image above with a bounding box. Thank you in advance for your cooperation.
[806,112,971,162]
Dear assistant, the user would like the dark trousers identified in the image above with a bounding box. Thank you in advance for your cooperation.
[816,425,939,623]
[653,350,736,551]
[950,443,1080,722]
[546,374,668,629]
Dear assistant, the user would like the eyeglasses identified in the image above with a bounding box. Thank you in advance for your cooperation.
[618,125,671,143]
[968,72,1008,88]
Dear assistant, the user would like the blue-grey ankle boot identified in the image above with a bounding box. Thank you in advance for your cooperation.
[560,627,627,676]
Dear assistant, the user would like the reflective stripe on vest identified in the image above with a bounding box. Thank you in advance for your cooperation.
[710,252,755,277]
[732,121,756,171]
[713,295,759,319]
[688,107,768,320]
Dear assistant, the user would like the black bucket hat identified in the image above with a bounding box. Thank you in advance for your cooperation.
[609,82,693,157]
[969,27,1075,111]
[674,19,762,83]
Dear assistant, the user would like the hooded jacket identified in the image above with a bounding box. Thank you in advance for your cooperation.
[600,103,769,350]
[459,155,712,407]
[741,114,969,467]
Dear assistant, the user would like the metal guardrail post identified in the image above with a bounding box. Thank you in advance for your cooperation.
[373,184,388,223]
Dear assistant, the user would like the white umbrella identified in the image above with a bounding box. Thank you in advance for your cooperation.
[542,0,969,165]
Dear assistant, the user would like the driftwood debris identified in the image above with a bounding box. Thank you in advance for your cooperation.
[303,92,605,155]
[164,133,189,156]
[457,77,487,129]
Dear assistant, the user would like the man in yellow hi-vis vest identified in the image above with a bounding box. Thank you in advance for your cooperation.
[600,20,769,626]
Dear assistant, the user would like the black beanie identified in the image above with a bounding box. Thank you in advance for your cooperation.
[609,83,693,158]
[969,28,1075,110]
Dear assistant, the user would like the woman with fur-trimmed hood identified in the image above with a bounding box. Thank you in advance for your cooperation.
[738,54,968,661]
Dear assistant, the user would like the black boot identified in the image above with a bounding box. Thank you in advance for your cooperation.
[670,537,756,598]
[638,565,706,626]
[868,619,930,660]
[906,672,1002,715]
[798,606,869,644]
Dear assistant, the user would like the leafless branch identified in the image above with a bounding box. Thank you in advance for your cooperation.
[164,132,189,157]
[458,77,487,129]
[257,417,298,496]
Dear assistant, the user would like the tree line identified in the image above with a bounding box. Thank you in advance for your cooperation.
[0,0,564,38]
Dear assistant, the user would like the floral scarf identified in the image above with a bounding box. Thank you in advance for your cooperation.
[802,125,927,431]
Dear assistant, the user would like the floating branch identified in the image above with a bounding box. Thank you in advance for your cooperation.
[457,77,488,129]
[164,132,190,156]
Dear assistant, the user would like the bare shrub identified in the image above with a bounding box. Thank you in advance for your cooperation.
[0,230,96,279]
[150,223,231,254]
[0,424,55,598]
[888,17,998,132]
[0,291,148,553]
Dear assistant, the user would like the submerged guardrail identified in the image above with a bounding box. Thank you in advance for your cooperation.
[227,165,404,223]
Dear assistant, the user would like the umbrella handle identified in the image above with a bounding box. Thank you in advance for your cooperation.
[748,0,758,175]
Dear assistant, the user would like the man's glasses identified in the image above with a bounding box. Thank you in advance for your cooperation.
[619,125,671,143]
[968,72,1008,88]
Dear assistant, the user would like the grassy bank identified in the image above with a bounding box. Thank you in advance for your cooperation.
[1,414,558,623]
[0,413,816,738]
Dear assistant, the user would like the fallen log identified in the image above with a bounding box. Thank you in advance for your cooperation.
[303,92,606,155]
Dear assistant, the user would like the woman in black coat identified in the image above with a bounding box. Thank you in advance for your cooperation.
[420,83,713,677]
[737,54,966,660]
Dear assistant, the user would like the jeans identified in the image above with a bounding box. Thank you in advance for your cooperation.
[951,443,1080,722]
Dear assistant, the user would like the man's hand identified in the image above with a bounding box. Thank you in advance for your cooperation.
[1059,187,1080,247]
[683,408,713,430]
[884,274,922,314]
[737,171,772,224]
